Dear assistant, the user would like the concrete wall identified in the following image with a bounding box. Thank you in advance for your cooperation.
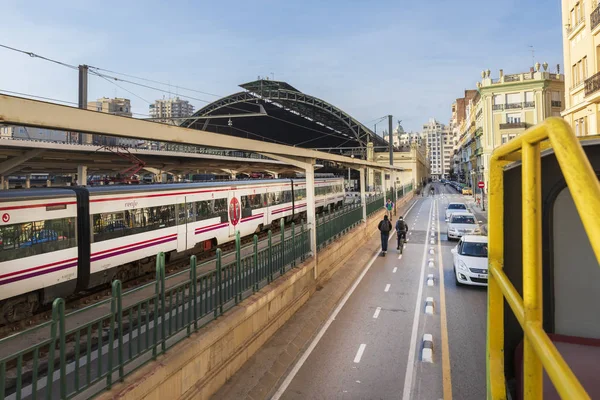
[98,194,414,400]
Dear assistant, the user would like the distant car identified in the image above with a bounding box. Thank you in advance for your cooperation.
[451,235,488,286]
[445,202,468,220]
[462,187,473,195]
[447,211,481,240]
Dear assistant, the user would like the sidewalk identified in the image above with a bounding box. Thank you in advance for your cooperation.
[211,199,418,400]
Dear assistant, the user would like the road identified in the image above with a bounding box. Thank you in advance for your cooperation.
[273,183,488,400]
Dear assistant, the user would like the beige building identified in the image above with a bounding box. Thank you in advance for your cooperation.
[476,66,565,184]
[150,97,194,123]
[366,142,429,192]
[561,0,600,135]
[88,97,132,117]
[422,118,452,179]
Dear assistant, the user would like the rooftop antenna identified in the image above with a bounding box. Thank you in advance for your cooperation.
[271,72,275,80]
[529,45,535,68]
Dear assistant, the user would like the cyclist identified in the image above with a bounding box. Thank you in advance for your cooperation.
[396,216,409,250]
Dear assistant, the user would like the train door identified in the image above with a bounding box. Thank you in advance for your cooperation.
[176,196,188,252]
[228,191,241,238]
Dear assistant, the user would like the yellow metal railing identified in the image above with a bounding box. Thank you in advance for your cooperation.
[487,117,600,400]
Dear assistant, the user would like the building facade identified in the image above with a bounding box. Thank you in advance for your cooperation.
[476,66,565,184]
[88,97,132,117]
[561,0,600,135]
[149,97,195,123]
[422,118,451,179]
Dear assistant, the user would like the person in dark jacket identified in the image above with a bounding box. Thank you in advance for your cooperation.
[378,215,392,255]
[395,216,409,250]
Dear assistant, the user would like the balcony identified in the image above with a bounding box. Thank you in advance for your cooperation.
[505,102,523,110]
[566,17,585,36]
[584,71,600,96]
[474,127,483,137]
[504,74,521,82]
[492,104,504,111]
[475,148,483,156]
[592,4,600,31]
[499,122,528,130]
[551,100,562,107]
[523,101,535,108]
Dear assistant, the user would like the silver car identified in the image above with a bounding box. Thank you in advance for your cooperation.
[445,202,468,221]
[447,211,481,240]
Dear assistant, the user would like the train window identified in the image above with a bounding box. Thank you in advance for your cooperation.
[269,191,283,206]
[195,198,228,222]
[0,217,77,262]
[92,205,176,242]
[241,194,263,210]
[295,189,306,201]
[176,203,186,225]
[282,190,292,203]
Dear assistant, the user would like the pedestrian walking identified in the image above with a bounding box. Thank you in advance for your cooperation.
[384,199,394,219]
[378,215,392,255]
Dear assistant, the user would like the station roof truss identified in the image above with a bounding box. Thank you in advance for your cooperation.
[181,80,389,153]
[0,94,402,172]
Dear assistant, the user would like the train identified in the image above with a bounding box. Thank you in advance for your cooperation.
[0,177,345,324]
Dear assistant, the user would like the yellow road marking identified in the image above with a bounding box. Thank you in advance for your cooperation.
[436,199,453,400]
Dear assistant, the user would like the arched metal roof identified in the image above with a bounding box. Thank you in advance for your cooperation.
[181,79,388,157]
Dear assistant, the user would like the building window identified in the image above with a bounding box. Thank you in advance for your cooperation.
[506,93,520,105]
[506,113,521,123]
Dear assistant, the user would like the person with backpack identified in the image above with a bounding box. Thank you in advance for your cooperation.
[395,216,409,250]
[384,199,394,219]
[378,215,392,255]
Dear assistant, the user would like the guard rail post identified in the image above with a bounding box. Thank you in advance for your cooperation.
[291,222,296,267]
[190,255,198,331]
[253,235,259,292]
[216,249,223,315]
[280,218,285,274]
[268,230,273,283]
[235,231,241,303]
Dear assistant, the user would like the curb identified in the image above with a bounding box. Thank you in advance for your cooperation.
[422,334,434,363]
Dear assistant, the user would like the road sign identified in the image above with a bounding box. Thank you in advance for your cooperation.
[478,181,485,189]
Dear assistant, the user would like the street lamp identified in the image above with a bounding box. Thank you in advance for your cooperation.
[479,166,486,212]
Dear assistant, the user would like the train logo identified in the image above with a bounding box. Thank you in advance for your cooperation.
[229,197,241,226]
[1,213,9,223]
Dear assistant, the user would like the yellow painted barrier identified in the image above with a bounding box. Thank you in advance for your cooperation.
[487,117,600,400]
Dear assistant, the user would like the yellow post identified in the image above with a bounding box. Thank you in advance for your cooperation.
[486,156,508,400]
[522,141,543,399]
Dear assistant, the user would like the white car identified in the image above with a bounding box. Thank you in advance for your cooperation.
[451,235,488,286]
[445,202,468,220]
[446,211,481,240]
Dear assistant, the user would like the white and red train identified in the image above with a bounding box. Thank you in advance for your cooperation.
[0,178,344,324]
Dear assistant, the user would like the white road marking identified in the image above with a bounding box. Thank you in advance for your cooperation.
[271,246,381,399]
[398,254,402,260]
[393,267,398,273]
[373,307,382,319]
[402,201,433,400]
[354,344,367,363]
[384,284,391,292]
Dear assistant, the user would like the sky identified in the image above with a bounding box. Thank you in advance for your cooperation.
[0,0,564,134]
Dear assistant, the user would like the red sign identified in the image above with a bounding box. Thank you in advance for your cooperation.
[1,213,9,223]
[478,181,485,189]
[229,197,241,226]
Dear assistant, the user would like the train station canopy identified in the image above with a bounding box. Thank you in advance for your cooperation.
[180,80,388,155]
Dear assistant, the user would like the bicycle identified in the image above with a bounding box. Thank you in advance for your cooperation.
[397,231,407,254]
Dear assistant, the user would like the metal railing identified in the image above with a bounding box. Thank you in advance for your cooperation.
[551,100,562,107]
[499,122,528,130]
[566,17,585,35]
[366,194,384,217]
[523,101,535,108]
[584,71,600,96]
[0,223,310,400]
[492,104,504,111]
[592,5,600,30]
[505,102,523,110]
[504,74,521,82]
[487,117,600,399]
[316,204,363,249]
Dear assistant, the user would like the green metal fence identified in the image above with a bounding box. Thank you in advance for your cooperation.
[0,225,309,400]
[366,195,384,217]
[316,203,363,249]
[396,183,413,200]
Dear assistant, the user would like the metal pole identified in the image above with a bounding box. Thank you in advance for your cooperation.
[78,65,88,145]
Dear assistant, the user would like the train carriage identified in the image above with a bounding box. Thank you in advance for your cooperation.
[0,177,345,324]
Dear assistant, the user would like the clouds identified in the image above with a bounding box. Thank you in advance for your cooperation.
[0,0,563,131]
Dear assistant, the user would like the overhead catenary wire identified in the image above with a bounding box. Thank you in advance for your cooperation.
[0,43,78,70]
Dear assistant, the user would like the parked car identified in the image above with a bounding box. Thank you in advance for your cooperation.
[445,202,469,220]
[451,235,488,286]
[447,211,482,240]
